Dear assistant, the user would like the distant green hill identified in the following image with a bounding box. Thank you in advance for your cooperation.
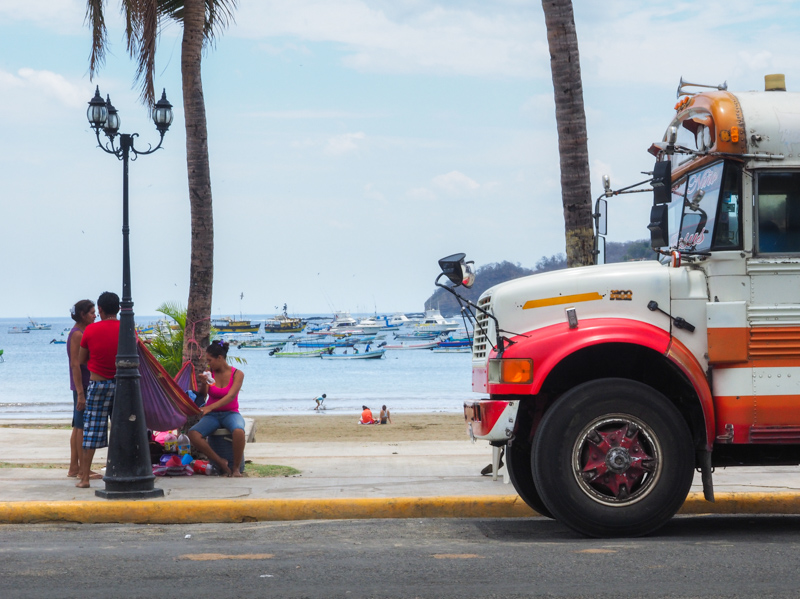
[425,239,657,317]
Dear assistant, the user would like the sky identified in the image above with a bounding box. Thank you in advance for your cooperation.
[2,0,800,319]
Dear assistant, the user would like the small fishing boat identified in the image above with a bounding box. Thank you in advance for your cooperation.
[211,317,260,334]
[25,318,52,331]
[264,305,304,333]
[382,340,440,350]
[238,340,286,350]
[320,349,386,360]
[50,338,67,345]
[394,331,438,340]
[270,345,329,358]
[8,327,29,334]
[436,339,472,348]
[0,349,4,362]
[431,347,471,353]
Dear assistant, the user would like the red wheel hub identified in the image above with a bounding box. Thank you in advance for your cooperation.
[580,423,655,500]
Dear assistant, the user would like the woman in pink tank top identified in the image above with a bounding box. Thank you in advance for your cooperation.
[188,340,246,476]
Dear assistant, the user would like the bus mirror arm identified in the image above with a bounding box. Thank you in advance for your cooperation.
[434,274,530,356]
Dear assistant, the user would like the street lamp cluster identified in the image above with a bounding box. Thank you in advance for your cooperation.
[86,86,173,499]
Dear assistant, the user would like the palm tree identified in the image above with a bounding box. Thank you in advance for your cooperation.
[148,302,188,377]
[148,301,243,375]
[541,0,594,267]
[85,0,237,370]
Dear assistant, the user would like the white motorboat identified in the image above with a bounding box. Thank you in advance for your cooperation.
[413,309,459,333]
[380,313,416,330]
[309,311,365,336]
[355,316,385,333]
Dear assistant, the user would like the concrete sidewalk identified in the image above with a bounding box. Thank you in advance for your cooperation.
[3,424,800,523]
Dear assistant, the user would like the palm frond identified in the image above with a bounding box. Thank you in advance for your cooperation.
[85,0,109,78]
[159,0,238,47]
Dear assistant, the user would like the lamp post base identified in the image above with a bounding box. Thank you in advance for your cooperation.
[96,485,164,500]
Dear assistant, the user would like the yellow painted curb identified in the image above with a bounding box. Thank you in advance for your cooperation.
[1,493,799,524]
[0,496,536,524]
[678,491,800,515]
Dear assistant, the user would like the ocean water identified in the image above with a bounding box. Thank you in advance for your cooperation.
[0,316,481,420]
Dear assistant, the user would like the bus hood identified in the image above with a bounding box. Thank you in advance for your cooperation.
[480,261,675,344]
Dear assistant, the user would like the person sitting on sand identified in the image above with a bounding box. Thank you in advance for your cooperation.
[360,405,376,424]
[314,393,326,411]
[379,405,392,424]
[188,340,246,477]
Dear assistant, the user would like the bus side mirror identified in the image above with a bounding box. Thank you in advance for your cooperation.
[438,253,476,288]
[652,161,672,205]
[648,204,670,248]
[594,235,606,265]
[594,198,607,236]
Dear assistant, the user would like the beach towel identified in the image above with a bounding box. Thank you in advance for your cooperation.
[137,339,202,431]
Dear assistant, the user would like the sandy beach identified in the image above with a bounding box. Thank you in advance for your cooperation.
[252,412,468,443]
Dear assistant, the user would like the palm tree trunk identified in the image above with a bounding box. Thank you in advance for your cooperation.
[181,0,214,367]
[542,0,594,267]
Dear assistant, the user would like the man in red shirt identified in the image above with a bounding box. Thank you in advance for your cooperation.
[76,291,120,489]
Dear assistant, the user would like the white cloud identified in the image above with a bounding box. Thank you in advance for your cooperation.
[0,0,91,34]
[325,131,366,155]
[15,68,88,108]
[432,170,480,194]
[236,0,547,78]
[0,68,91,114]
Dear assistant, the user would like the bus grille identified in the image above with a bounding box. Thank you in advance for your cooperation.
[472,294,493,360]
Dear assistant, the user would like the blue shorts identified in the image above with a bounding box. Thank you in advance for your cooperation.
[189,411,245,437]
[82,380,115,449]
[71,389,85,429]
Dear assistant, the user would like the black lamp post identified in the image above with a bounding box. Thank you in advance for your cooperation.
[86,86,173,499]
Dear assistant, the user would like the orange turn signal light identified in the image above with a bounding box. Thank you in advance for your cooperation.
[488,358,533,384]
[731,126,739,143]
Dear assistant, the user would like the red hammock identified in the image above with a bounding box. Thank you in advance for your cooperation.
[137,339,202,431]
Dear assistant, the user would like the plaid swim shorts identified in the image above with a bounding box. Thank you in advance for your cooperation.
[82,379,115,450]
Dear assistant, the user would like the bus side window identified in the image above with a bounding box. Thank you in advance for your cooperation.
[757,172,800,254]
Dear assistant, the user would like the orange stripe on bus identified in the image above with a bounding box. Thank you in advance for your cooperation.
[522,292,603,310]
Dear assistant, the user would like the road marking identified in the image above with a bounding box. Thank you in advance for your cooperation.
[432,554,484,559]
[179,553,275,561]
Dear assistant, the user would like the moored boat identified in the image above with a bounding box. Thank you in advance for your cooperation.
[25,319,52,331]
[8,327,29,334]
[413,309,459,333]
[263,305,304,333]
[238,340,286,350]
[270,344,329,358]
[320,349,386,360]
[382,340,440,350]
[211,317,260,334]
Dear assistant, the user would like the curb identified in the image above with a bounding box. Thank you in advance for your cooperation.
[1,492,799,524]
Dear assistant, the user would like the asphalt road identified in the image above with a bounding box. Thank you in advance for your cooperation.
[3,515,800,598]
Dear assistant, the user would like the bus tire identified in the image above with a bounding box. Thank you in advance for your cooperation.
[505,438,553,518]
[532,378,694,537]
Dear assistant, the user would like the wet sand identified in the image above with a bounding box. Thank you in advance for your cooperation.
[252,412,468,443]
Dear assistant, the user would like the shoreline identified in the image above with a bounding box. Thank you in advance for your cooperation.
[0,413,471,443]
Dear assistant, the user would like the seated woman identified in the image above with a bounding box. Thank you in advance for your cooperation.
[379,405,392,425]
[188,341,245,477]
[360,405,376,424]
